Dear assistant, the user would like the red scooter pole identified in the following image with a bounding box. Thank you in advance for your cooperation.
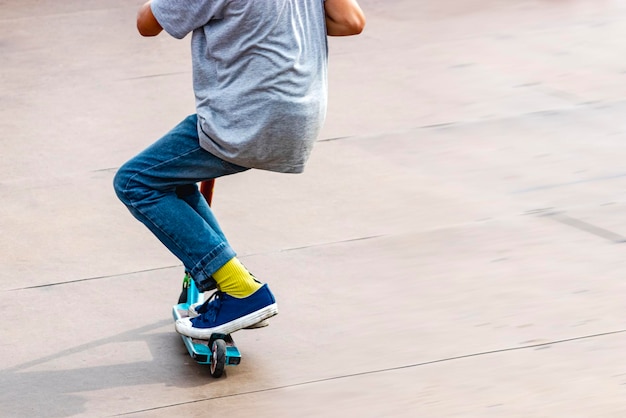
[200,179,215,206]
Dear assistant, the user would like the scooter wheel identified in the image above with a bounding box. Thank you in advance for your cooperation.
[210,339,226,378]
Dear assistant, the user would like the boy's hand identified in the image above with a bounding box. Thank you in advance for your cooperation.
[325,0,366,36]
[137,1,163,37]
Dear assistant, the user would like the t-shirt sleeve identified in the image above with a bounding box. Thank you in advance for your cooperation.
[151,0,225,39]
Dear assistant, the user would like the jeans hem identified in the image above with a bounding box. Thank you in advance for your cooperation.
[190,243,236,288]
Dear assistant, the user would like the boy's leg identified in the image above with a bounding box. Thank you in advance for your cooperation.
[114,115,277,337]
[175,183,228,247]
[114,114,244,290]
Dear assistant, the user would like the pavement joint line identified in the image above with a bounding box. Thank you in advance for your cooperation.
[10,204,626,292]
[91,167,120,173]
[277,234,386,253]
[120,71,190,81]
[9,200,626,292]
[5,236,386,291]
[2,97,626,185]
[0,6,127,23]
[320,97,626,144]
[317,135,350,142]
[6,265,182,291]
[512,172,626,194]
[544,212,626,244]
[5,97,625,186]
[112,328,626,417]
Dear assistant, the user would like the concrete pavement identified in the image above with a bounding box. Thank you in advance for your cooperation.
[2,0,626,416]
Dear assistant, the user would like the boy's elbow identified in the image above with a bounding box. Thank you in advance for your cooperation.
[137,22,159,37]
[325,0,366,36]
[352,20,365,35]
[329,15,366,36]
[136,22,149,36]
[350,15,366,34]
[136,17,163,36]
[339,13,366,35]
[136,3,163,37]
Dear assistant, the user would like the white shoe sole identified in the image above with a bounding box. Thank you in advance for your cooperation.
[244,319,270,329]
[175,303,278,339]
[189,303,269,329]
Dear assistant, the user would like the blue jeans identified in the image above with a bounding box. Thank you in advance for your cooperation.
[113,114,249,291]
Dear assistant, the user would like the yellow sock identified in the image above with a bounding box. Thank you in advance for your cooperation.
[212,257,262,298]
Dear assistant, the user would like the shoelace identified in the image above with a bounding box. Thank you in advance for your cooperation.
[194,290,224,322]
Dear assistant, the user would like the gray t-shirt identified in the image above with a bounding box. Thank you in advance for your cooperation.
[151,0,328,173]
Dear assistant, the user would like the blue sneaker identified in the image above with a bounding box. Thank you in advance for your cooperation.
[189,300,269,329]
[175,284,278,339]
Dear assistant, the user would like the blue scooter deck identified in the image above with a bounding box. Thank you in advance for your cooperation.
[172,304,242,366]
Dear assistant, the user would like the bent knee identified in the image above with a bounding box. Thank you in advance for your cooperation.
[113,164,135,204]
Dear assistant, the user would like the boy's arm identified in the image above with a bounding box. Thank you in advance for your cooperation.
[325,0,366,36]
[137,1,163,37]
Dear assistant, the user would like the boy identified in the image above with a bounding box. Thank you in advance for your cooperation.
[114,0,365,340]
